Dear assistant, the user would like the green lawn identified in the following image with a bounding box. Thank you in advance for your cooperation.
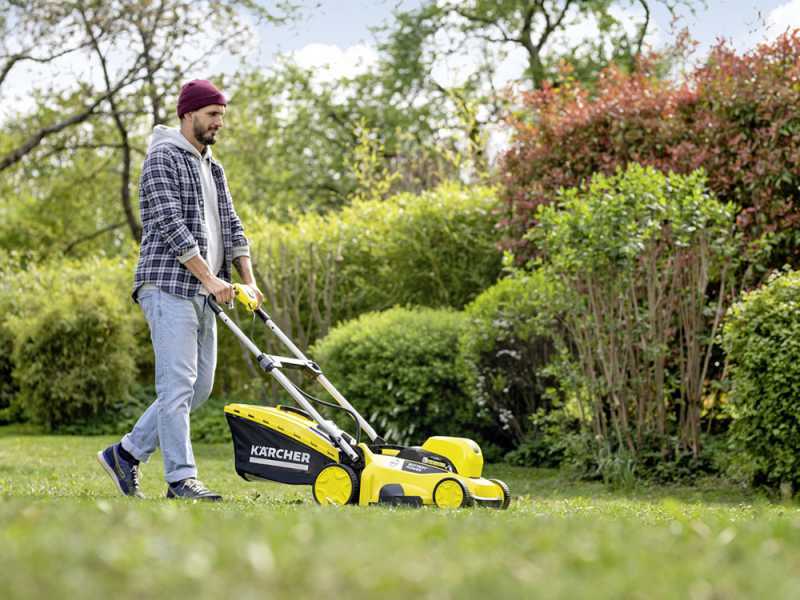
[2,431,800,599]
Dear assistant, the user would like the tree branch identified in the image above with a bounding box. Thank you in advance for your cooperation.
[634,0,652,58]
[64,221,126,255]
[79,4,140,242]
[0,61,143,172]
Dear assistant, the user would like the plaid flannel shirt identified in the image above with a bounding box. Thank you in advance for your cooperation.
[132,143,249,300]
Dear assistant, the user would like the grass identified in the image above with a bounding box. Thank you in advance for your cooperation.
[2,431,800,599]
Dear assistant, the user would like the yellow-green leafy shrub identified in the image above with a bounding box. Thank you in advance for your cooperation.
[4,256,145,431]
[723,269,800,490]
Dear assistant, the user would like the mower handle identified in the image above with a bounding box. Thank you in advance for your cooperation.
[209,287,382,444]
[208,295,361,463]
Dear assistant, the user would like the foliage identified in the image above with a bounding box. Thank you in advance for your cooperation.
[723,269,800,491]
[562,430,728,487]
[458,269,565,451]
[0,253,23,423]
[504,409,579,469]
[2,256,145,431]
[531,165,736,464]
[190,396,234,444]
[223,63,474,219]
[243,183,502,353]
[501,31,800,274]
[0,184,501,422]
[0,106,141,262]
[311,307,488,446]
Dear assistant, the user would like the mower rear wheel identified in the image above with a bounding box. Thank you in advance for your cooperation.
[313,464,359,506]
[489,478,511,510]
[432,477,472,509]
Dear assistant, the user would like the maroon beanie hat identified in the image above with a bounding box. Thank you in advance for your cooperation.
[177,80,227,118]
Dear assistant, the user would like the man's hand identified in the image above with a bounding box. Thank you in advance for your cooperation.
[233,255,263,308]
[206,276,235,304]
[183,255,234,303]
[243,283,264,309]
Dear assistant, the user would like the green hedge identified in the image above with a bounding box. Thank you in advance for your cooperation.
[243,183,502,353]
[459,270,566,459]
[311,307,490,447]
[3,256,145,431]
[723,269,800,490]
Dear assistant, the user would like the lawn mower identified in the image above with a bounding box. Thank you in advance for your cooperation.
[209,284,510,509]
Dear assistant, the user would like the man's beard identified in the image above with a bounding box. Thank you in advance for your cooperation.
[193,121,217,146]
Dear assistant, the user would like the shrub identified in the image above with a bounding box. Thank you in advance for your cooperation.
[503,409,578,469]
[500,31,800,274]
[4,256,143,431]
[458,269,566,453]
[190,396,233,444]
[212,183,502,400]
[532,165,736,465]
[723,269,800,490]
[245,183,502,352]
[311,307,490,447]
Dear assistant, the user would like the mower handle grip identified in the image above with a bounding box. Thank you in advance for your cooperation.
[206,294,225,315]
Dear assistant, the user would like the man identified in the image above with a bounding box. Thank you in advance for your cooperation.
[97,79,263,501]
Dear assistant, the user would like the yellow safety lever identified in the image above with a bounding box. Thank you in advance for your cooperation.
[233,283,259,312]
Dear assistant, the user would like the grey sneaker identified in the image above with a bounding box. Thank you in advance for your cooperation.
[166,478,222,502]
[96,443,144,498]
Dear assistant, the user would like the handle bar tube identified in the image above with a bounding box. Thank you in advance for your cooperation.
[253,307,381,443]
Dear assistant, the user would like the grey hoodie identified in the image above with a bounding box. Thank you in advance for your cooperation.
[147,125,223,293]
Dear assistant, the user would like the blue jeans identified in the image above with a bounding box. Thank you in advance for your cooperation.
[122,286,217,483]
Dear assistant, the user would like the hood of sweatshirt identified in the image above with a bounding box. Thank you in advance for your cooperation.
[147,125,213,162]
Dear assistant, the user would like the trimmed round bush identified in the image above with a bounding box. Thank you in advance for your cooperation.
[311,307,486,445]
[723,269,800,490]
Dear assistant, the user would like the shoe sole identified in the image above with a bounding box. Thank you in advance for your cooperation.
[96,450,129,497]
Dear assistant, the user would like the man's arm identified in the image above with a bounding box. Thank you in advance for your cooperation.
[142,147,200,261]
[184,255,235,303]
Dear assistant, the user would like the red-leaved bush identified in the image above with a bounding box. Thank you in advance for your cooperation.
[500,30,800,269]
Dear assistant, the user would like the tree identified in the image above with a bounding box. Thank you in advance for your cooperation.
[382,0,699,92]
[0,0,298,243]
[223,60,473,218]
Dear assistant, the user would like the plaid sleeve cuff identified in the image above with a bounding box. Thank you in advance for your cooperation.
[178,245,200,264]
[232,245,250,259]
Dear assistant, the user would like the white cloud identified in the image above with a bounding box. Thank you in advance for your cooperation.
[768,0,800,35]
[289,43,379,84]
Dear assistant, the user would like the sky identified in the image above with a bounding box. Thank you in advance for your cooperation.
[3,0,800,118]
[216,0,800,83]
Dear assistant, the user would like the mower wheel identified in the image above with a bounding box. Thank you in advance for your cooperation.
[313,464,359,506]
[432,477,472,509]
[489,478,511,510]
